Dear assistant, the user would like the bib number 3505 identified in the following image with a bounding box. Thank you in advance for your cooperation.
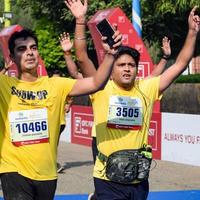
[116,107,139,118]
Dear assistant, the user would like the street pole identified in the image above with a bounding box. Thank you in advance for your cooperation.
[4,0,11,27]
[132,0,142,37]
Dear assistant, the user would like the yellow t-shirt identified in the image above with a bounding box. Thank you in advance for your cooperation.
[60,101,66,126]
[0,75,76,180]
[91,124,96,137]
[89,95,96,137]
[91,77,161,180]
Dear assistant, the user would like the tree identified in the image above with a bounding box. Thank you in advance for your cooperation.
[36,25,66,70]
[141,0,200,60]
[5,0,200,67]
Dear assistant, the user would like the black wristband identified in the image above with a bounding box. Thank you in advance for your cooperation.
[162,55,170,60]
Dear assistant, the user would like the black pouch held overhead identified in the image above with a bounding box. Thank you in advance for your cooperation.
[99,148,152,184]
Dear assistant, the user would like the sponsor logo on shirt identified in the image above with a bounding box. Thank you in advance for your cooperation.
[11,86,48,100]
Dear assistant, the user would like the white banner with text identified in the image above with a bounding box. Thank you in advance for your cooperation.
[162,112,200,166]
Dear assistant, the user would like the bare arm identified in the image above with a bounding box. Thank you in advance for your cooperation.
[64,52,83,79]
[69,31,122,97]
[64,0,96,77]
[59,32,83,79]
[149,37,171,78]
[0,68,8,75]
[0,61,12,75]
[159,6,200,94]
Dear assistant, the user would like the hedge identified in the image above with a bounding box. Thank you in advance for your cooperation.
[175,74,200,83]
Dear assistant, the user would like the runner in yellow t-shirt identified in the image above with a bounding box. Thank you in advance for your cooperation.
[65,2,200,199]
[0,25,122,200]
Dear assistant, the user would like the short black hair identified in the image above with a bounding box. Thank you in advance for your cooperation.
[114,46,140,67]
[8,29,38,55]
[52,69,62,77]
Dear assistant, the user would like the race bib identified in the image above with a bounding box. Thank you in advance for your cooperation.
[9,108,49,146]
[107,96,143,130]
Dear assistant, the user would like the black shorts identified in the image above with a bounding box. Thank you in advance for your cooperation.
[0,172,57,200]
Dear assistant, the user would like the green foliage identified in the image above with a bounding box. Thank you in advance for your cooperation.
[11,4,36,29]
[144,40,161,64]
[1,0,200,71]
[35,25,66,69]
[141,0,200,59]
[175,0,199,10]
[175,74,200,83]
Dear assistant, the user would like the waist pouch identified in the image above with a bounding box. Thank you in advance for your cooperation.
[99,149,152,184]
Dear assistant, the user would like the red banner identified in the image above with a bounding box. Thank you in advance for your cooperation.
[71,105,94,146]
[88,7,154,79]
[71,105,161,159]
[148,112,161,159]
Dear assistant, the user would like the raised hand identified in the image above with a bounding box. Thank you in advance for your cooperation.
[102,30,122,55]
[162,36,171,58]
[5,60,13,69]
[188,6,200,33]
[59,32,73,52]
[64,0,87,19]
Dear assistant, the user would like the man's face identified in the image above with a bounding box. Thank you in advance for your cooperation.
[111,54,137,90]
[11,37,39,72]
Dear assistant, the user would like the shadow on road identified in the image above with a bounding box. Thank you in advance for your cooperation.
[62,161,93,171]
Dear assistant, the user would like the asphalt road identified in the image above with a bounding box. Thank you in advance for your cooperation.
[56,142,200,195]
[0,142,199,197]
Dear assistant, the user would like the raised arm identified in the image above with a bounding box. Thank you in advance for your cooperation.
[159,6,200,94]
[149,36,171,78]
[64,0,96,77]
[59,32,83,79]
[0,67,8,75]
[0,61,12,75]
[69,31,122,97]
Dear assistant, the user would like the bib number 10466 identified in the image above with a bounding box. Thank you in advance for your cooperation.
[16,121,47,134]
[9,108,49,146]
